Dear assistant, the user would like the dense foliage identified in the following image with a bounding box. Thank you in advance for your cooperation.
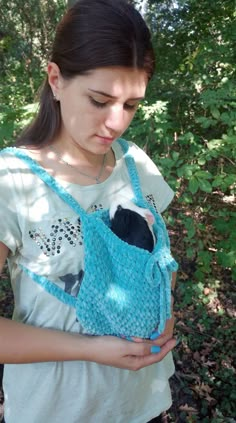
[0,1,235,421]
[0,0,66,142]
[127,0,236,276]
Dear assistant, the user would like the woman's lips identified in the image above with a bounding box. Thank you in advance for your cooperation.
[96,135,115,145]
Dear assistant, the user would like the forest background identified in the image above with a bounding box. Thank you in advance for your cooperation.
[0,0,235,422]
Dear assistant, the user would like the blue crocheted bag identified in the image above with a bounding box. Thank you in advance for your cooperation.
[2,139,178,338]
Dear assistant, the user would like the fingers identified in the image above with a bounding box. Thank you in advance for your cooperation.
[146,337,177,362]
[126,337,177,371]
[127,332,173,347]
[154,333,173,347]
[127,336,177,358]
[84,335,177,371]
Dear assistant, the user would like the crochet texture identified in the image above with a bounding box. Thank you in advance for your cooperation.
[1,139,178,338]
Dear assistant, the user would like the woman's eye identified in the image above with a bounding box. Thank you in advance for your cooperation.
[89,97,107,108]
[124,103,137,111]
[89,96,138,111]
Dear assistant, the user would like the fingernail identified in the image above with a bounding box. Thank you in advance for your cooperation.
[150,331,160,340]
[151,345,161,354]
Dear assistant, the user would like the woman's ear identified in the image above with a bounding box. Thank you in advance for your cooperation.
[47,62,61,101]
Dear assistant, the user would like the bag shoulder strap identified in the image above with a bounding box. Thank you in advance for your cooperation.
[1,146,87,220]
[1,139,146,214]
[118,139,147,206]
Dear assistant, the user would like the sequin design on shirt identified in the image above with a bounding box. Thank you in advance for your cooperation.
[28,217,83,257]
[28,200,159,258]
[28,203,106,257]
[88,203,103,213]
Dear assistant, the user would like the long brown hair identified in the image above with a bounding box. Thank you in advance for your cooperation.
[16,0,155,147]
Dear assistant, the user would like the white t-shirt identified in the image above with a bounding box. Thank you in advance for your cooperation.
[0,140,175,423]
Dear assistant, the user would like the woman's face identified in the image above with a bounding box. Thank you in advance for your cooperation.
[48,65,148,155]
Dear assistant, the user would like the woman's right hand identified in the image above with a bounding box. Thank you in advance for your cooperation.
[0,315,177,370]
[81,333,177,370]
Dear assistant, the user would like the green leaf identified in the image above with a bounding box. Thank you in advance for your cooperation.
[198,178,212,193]
[186,247,195,258]
[217,251,236,268]
[207,139,222,150]
[198,158,206,165]
[187,226,196,238]
[195,170,212,179]
[172,151,180,161]
[210,106,221,120]
[177,164,198,179]
[212,176,224,187]
[197,250,212,267]
[188,177,199,194]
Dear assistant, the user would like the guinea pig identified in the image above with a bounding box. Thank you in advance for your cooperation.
[109,198,156,252]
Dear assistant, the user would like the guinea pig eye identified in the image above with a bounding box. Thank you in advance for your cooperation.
[117,205,123,211]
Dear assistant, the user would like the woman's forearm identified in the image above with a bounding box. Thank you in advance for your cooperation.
[0,265,178,367]
[0,242,88,364]
[0,316,178,370]
[0,316,87,364]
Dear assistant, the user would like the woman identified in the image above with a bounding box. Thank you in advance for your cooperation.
[0,1,178,422]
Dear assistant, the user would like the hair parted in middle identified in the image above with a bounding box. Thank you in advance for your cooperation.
[16,0,155,147]
[53,0,155,79]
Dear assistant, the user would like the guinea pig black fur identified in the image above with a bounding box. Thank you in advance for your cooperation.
[109,199,156,252]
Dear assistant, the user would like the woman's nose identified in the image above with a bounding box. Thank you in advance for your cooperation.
[104,106,125,132]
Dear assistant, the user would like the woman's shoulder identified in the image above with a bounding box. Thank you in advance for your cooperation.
[0,146,31,174]
[114,138,174,213]
[0,146,26,159]
[114,138,150,161]
[0,146,18,167]
[114,138,162,175]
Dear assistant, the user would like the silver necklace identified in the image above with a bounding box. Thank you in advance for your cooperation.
[49,145,107,184]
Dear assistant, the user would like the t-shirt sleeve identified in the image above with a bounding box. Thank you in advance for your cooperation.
[0,154,22,254]
[128,142,174,213]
